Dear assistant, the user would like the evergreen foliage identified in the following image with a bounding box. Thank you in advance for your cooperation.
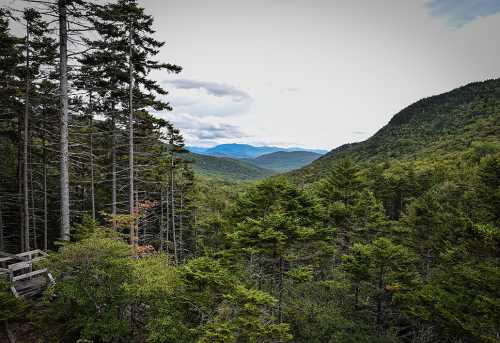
[0,2,498,343]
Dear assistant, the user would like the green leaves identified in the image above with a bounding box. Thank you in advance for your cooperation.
[179,257,292,343]
[0,279,26,322]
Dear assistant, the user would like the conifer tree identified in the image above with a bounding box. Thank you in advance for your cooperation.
[84,0,181,245]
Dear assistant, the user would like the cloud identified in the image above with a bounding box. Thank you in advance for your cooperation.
[352,131,368,135]
[162,79,253,117]
[155,111,247,146]
[167,79,251,101]
[425,0,500,26]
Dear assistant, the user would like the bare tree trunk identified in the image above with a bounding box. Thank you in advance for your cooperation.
[88,92,95,220]
[165,187,169,255]
[171,154,177,264]
[179,192,183,260]
[18,115,24,252]
[0,198,4,251]
[128,19,135,246]
[159,190,164,251]
[23,18,31,251]
[42,111,48,251]
[59,0,70,241]
[193,208,197,256]
[135,188,139,244]
[111,106,117,230]
[29,150,37,250]
[354,284,360,309]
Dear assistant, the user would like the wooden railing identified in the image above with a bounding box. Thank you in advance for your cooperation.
[0,249,54,298]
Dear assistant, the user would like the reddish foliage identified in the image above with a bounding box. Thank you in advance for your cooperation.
[135,244,155,256]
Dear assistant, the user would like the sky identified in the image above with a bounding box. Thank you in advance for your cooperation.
[134,0,500,149]
[3,0,500,150]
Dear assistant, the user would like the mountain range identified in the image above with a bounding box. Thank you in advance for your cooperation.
[188,144,327,159]
[186,144,325,180]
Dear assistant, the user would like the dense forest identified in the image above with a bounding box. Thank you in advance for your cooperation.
[0,1,499,343]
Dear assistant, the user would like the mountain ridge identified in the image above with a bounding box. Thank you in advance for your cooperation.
[243,150,322,172]
[185,152,276,181]
[289,78,500,182]
[188,143,327,159]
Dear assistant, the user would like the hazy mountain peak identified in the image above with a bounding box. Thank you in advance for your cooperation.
[188,143,328,159]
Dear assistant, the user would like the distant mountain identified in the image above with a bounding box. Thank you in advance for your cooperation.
[185,152,276,181]
[187,144,327,159]
[244,151,322,172]
[289,78,500,182]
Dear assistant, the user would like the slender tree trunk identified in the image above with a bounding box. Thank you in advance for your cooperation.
[42,111,48,251]
[179,192,183,260]
[135,188,139,244]
[193,208,197,256]
[111,105,117,230]
[29,150,37,250]
[88,92,96,220]
[425,249,432,280]
[23,19,31,251]
[165,187,169,255]
[354,284,360,309]
[18,115,24,252]
[171,154,177,264]
[159,190,164,251]
[128,19,135,246]
[0,198,4,251]
[59,0,70,241]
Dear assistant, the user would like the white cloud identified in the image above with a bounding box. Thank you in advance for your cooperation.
[163,79,253,117]
[155,111,248,146]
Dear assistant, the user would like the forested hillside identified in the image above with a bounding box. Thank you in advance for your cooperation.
[186,152,276,180]
[291,79,500,182]
[244,150,322,172]
[0,1,498,343]
[187,148,320,178]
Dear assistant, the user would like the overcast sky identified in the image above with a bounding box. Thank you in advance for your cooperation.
[134,0,499,149]
[3,0,500,149]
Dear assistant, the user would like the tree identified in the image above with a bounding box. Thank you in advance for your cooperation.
[19,8,57,251]
[177,257,292,343]
[0,10,25,252]
[412,224,500,342]
[84,0,181,245]
[227,178,331,323]
[343,238,419,337]
[58,0,71,241]
[476,154,500,225]
[316,158,363,254]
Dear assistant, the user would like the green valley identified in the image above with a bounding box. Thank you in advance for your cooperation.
[0,2,498,343]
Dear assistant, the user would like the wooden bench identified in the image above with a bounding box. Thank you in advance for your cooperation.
[0,249,55,298]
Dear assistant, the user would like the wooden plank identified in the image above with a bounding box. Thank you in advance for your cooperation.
[8,261,32,272]
[13,268,47,282]
[11,285,19,298]
[1,250,27,260]
[15,249,46,259]
[0,257,15,263]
